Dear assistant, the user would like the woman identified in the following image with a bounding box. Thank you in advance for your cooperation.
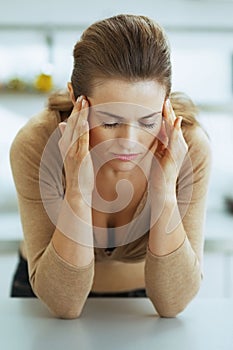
[10,14,211,319]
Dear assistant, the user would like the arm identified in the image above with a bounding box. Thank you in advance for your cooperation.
[145,102,211,317]
[10,99,94,319]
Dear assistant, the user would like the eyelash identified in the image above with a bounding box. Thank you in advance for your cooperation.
[102,123,119,129]
[102,122,158,129]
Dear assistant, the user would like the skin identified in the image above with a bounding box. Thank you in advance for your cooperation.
[53,79,188,267]
[87,80,165,175]
[87,80,166,224]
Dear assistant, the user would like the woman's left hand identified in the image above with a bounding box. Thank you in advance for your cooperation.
[149,99,188,196]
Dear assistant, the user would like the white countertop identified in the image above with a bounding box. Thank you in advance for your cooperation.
[0,298,232,350]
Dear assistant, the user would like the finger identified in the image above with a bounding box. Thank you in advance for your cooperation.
[66,95,84,137]
[78,120,90,158]
[72,95,83,114]
[168,116,183,147]
[65,96,87,147]
[76,98,89,129]
[174,116,182,130]
[157,119,169,147]
[59,96,82,147]
[144,138,159,166]
[72,98,89,144]
[60,95,90,160]
[155,139,167,159]
[163,99,176,126]
[58,122,67,136]
[59,96,84,158]
[150,138,158,155]
[66,95,86,131]
[167,117,187,166]
[157,120,179,162]
[58,122,68,159]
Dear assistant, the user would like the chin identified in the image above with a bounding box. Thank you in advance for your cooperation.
[108,159,139,172]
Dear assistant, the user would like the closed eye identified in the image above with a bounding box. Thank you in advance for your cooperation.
[102,121,160,129]
[140,122,158,129]
[102,122,121,129]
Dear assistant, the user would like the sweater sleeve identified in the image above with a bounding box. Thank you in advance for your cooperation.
[145,125,212,317]
[10,111,94,318]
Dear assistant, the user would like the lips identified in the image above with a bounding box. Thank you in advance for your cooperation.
[112,153,140,161]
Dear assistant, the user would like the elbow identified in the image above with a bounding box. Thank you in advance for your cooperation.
[30,263,93,320]
[36,290,87,319]
[148,280,201,318]
[156,302,187,318]
[39,292,87,319]
[31,279,88,320]
[150,298,190,318]
[49,305,84,319]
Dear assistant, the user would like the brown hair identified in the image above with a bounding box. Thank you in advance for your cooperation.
[48,14,199,127]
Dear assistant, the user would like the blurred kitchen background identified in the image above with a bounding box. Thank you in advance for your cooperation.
[0,0,233,297]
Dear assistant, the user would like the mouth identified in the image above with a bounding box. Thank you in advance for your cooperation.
[111,153,141,161]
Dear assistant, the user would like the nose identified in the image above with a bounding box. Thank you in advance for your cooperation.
[117,123,138,151]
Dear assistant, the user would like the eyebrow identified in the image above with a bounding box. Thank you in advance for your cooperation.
[96,111,162,120]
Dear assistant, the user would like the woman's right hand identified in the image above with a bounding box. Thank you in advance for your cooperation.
[58,96,94,200]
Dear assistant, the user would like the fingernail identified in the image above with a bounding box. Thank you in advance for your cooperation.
[76,95,82,103]
[82,99,86,108]
[166,99,171,108]
[58,122,66,134]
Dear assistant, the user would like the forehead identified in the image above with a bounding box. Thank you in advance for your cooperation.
[90,102,160,119]
[89,79,166,109]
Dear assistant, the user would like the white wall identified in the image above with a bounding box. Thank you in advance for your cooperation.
[1,1,233,105]
[1,0,233,28]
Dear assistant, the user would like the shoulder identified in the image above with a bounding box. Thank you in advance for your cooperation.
[12,109,60,147]
[183,123,210,150]
[182,124,212,169]
[178,124,212,198]
[10,109,61,171]
[10,109,60,157]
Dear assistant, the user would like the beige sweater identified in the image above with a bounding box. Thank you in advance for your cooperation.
[10,108,211,319]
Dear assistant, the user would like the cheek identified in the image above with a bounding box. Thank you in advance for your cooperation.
[138,129,157,149]
[89,129,102,148]
[89,128,113,149]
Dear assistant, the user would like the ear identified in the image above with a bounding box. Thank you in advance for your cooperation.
[67,82,76,105]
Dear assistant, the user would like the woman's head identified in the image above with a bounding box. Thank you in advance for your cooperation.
[48,14,199,129]
[71,14,171,99]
